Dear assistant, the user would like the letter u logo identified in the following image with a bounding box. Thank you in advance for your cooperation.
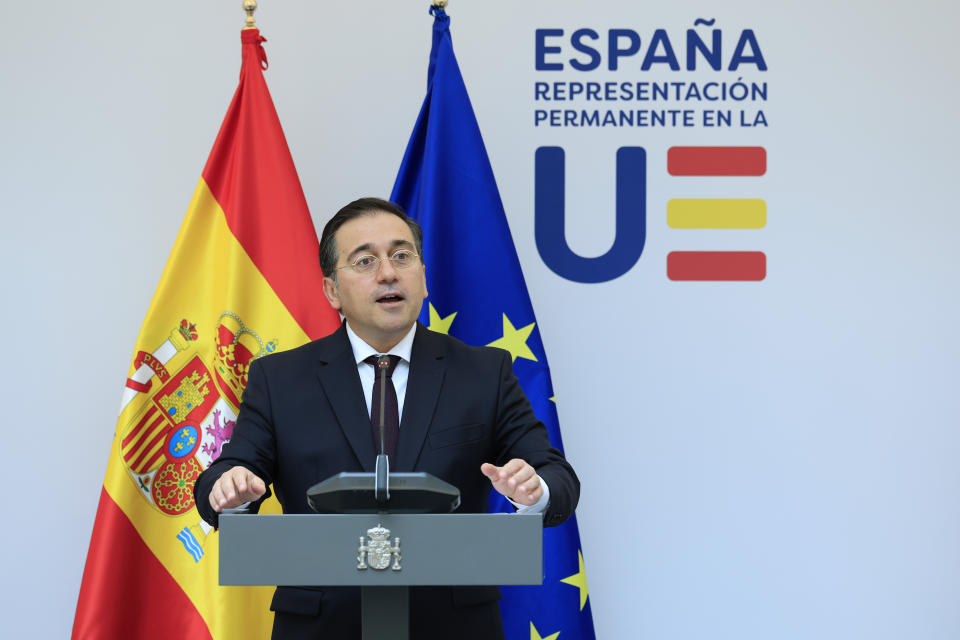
[535,147,646,283]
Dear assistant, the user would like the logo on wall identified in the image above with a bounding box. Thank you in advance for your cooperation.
[118,312,272,561]
[532,19,768,283]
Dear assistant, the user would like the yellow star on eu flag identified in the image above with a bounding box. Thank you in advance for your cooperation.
[487,313,538,362]
[427,303,457,335]
[530,621,561,640]
[560,549,589,610]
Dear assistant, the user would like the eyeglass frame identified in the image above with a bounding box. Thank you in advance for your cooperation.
[335,248,422,275]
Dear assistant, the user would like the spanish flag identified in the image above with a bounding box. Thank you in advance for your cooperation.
[72,28,340,639]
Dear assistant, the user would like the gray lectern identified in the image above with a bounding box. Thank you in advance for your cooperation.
[219,512,543,639]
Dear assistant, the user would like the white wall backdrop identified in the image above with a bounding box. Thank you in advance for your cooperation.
[2,1,958,638]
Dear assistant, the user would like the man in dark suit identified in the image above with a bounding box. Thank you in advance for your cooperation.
[194,197,579,639]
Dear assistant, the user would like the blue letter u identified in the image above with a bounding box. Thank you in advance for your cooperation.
[535,147,646,283]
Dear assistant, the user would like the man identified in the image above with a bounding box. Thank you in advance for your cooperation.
[194,197,579,639]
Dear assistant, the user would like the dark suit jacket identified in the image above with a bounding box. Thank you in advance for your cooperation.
[194,322,579,639]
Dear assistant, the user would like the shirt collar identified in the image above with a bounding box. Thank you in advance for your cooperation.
[344,321,417,365]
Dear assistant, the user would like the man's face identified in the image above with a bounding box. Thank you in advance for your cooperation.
[322,212,428,352]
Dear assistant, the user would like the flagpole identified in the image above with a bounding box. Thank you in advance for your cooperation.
[243,0,258,29]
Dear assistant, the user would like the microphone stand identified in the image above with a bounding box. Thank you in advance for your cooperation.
[374,355,390,508]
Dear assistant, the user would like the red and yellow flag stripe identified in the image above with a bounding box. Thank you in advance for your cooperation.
[74,29,340,640]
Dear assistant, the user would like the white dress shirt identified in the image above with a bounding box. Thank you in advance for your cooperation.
[346,322,415,422]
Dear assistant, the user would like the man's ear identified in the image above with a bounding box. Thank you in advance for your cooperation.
[322,276,342,311]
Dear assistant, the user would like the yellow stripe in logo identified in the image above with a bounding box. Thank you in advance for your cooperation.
[667,198,766,229]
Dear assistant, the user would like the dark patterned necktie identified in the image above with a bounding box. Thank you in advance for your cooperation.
[364,354,401,459]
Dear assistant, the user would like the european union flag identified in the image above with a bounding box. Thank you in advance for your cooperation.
[391,7,597,640]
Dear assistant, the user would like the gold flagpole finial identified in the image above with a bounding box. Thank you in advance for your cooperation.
[243,0,258,30]
[432,0,448,8]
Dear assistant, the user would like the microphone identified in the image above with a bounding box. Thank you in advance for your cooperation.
[374,355,390,507]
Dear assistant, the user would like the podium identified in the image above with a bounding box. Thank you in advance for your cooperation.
[219,512,543,639]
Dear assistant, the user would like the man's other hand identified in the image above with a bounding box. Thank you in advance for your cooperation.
[209,466,266,513]
[480,458,543,506]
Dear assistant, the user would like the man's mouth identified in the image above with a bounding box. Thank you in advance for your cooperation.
[376,293,405,305]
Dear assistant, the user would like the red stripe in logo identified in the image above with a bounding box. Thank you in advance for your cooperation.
[667,147,766,176]
[667,251,767,281]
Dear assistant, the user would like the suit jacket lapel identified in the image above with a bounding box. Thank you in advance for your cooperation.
[314,324,377,471]
[396,323,446,471]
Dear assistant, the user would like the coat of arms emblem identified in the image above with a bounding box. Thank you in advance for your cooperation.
[117,312,272,563]
[357,525,402,571]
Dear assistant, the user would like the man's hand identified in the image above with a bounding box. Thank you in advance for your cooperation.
[209,466,266,513]
[480,458,543,506]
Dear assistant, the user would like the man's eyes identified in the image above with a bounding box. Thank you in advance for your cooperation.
[351,251,413,269]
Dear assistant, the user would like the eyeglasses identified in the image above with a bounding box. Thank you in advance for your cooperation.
[337,249,420,274]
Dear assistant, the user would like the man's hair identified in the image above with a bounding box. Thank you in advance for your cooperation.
[318,197,424,279]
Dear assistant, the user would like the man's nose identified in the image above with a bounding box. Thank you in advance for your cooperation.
[375,256,399,281]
